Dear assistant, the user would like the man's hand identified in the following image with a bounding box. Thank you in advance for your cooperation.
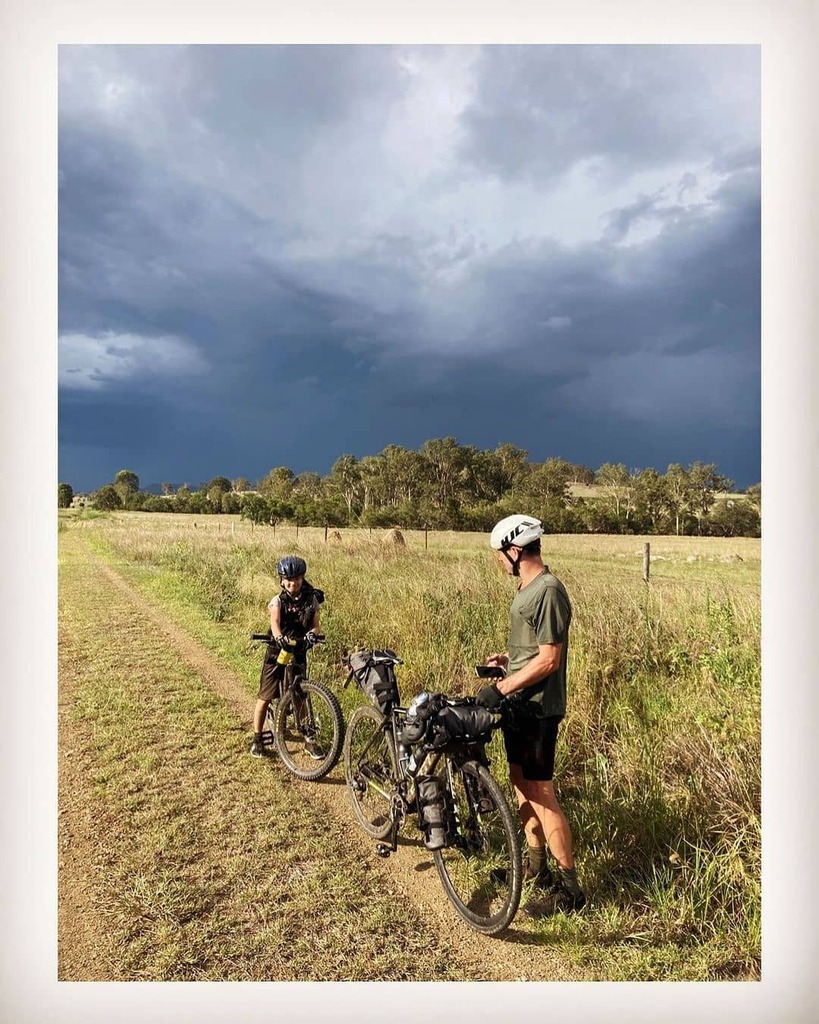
[486,653,509,672]
[476,683,505,710]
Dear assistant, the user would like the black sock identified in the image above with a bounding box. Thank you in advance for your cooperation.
[557,866,582,895]
[254,732,264,743]
[527,846,547,874]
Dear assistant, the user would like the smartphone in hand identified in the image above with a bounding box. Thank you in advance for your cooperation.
[474,665,505,679]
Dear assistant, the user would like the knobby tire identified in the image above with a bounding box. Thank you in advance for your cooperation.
[274,679,344,782]
[433,760,523,936]
[343,703,398,839]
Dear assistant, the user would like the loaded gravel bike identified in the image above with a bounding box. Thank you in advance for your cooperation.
[251,632,344,781]
[341,648,523,936]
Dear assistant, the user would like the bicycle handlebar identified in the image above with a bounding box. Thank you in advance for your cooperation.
[251,632,326,646]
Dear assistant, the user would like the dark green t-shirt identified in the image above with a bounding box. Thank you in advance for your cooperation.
[507,567,572,717]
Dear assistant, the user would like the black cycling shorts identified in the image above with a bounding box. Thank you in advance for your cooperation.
[257,651,305,702]
[502,705,563,781]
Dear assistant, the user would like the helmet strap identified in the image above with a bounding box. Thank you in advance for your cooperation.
[502,548,521,577]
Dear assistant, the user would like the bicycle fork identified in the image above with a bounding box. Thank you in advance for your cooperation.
[375,790,407,858]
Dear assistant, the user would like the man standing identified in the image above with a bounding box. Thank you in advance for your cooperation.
[476,514,585,915]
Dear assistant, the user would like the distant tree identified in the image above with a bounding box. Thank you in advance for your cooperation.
[421,437,471,509]
[328,454,363,518]
[574,496,620,534]
[567,462,596,486]
[231,476,251,493]
[187,490,212,514]
[241,494,293,526]
[293,471,324,499]
[123,490,149,511]
[142,495,169,512]
[257,466,295,501]
[293,494,347,527]
[663,464,692,536]
[207,486,227,510]
[240,494,270,526]
[359,504,398,529]
[207,476,233,495]
[745,482,761,512]
[58,482,74,508]
[173,485,192,513]
[525,458,573,501]
[267,498,294,525]
[633,468,669,532]
[160,482,174,496]
[494,443,530,493]
[221,492,242,514]
[114,469,140,493]
[595,462,637,530]
[94,485,122,511]
[688,462,732,535]
[113,470,140,504]
[707,497,761,538]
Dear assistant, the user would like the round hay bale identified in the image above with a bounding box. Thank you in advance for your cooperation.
[381,528,405,547]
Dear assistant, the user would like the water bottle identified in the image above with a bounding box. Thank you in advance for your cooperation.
[276,638,297,666]
[407,691,430,717]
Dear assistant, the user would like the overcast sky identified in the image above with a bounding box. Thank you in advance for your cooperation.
[58,43,760,491]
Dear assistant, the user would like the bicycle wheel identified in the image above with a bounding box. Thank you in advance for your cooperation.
[433,760,523,935]
[274,679,344,782]
[343,703,397,839]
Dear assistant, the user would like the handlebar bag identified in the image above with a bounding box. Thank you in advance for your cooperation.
[426,704,497,750]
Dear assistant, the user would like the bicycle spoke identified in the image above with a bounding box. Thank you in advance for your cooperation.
[433,761,522,935]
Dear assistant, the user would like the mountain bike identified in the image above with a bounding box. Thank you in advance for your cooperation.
[341,649,523,936]
[251,632,344,781]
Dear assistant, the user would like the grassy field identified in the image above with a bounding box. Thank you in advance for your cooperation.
[60,510,761,979]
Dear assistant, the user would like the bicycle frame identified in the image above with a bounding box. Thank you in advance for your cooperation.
[365,705,496,858]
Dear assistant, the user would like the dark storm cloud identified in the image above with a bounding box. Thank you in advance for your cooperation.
[458,45,759,185]
[58,44,760,491]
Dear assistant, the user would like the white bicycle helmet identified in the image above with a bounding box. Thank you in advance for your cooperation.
[489,514,544,551]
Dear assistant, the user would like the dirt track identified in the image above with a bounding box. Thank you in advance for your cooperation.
[59,534,578,981]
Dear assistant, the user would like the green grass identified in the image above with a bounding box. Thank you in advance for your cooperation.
[69,513,761,979]
[59,531,465,981]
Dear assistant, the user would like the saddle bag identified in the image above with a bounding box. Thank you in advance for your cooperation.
[348,649,400,711]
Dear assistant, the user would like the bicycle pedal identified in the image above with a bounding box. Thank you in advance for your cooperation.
[375,844,391,858]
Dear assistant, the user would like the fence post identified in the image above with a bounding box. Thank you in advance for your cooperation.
[643,542,650,583]
[424,525,428,552]
[324,523,328,542]
[296,523,299,540]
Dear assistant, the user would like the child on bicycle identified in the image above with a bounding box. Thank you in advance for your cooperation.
[250,555,325,758]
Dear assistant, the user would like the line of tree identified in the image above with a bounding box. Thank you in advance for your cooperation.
[60,439,761,537]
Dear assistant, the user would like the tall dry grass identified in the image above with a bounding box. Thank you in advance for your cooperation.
[80,512,760,973]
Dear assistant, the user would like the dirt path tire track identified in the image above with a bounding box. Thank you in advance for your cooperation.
[68,537,574,981]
